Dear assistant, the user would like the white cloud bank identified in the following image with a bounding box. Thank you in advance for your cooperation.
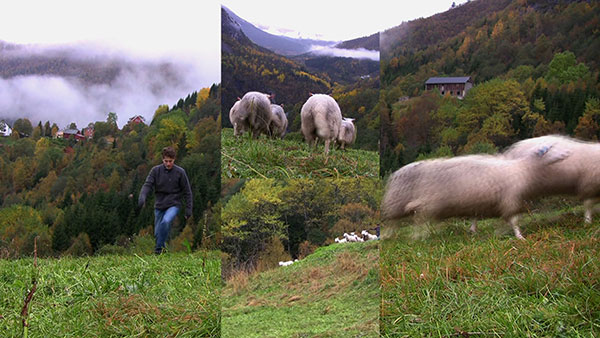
[309,46,379,61]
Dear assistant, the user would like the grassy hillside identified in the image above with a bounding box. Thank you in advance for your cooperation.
[380,199,600,336]
[222,241,379,337]
[221,128,379,179]
[0,251,221,337]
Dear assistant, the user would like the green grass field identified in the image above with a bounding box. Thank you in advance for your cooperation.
[380,199,600,336]
[222,241,379,337]
[0,251,221,337]
[221,128,379,179]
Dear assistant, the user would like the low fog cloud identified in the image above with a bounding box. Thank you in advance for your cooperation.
[309,45,380,61]
[0,41,219,130]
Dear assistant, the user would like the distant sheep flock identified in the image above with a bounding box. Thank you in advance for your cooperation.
[229,91,356,153]
[278,229,378,267]
[382,135,600,239]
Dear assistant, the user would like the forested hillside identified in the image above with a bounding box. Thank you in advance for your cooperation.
[221,7,380,151]
[221,178,380,275]
[0,85,221,258]
[380,0,600,174]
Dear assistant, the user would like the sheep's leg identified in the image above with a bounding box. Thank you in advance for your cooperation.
[469,219,478,233]
[508,215,525,240]
[584,199,594,224]
[324,139,331,156]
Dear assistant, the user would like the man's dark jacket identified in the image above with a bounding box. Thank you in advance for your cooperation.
[138,164,193,218]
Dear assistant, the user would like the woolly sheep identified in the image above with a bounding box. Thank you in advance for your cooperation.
[337,118,356,150]
[361,230,378,241]
[238,91,273,138]
[503,135,600,223]
[300,94,342,155]
[381,145,570,239]
[229,98,248,137]
[269,104,288,139]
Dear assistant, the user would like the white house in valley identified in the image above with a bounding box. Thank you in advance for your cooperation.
[0,121,12,137]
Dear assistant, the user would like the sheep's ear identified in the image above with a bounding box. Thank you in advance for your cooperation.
[309,92,314,96]
[536,144,570,164]
[237,97,241,101]
[280,103,284,108]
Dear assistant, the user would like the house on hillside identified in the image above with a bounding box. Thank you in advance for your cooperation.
[82,125,95,139]
[57,129,86,141]
[128,115,146,125]
[425,76,473,99]
[0,121,12,137]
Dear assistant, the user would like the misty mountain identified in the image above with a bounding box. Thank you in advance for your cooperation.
[222,6,379,88]
[335,33,379,51]
[0,40,203,128]
[221,7,331,128]
[222,6,335,56]
[0,41,180,87]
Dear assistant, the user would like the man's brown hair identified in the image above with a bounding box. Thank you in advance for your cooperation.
[162,146,176,159]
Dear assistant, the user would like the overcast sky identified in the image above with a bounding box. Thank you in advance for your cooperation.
[1,0,221,63]
[221,0,469,41]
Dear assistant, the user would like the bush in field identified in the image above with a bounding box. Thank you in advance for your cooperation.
[256,236,290,272]
[0,204,52,257]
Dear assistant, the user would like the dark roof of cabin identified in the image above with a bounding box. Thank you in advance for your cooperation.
[426,77,471,84]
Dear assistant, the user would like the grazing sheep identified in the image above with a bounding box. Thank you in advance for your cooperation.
[300,94,342,155]
[278,260,294,267]
[381,145,570,239]
[337,118,356,150]
[503,135,600,223]
[238,91,273,138]
[269,104,288,139]
[361,230,378,241]
[229,98,249,137]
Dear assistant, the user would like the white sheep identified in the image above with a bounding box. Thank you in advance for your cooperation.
[344,232,362,242]
[238,91,273,138]
[300,94,342,155]
[337,118,356,150]
[229,98,248,137]
[361,230,378,241]
[503,135,600,224]
[269,104,288,139]
[278,260,294,267]
[381,144,570,239]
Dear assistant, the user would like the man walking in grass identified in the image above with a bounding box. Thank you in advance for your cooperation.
[139,146,193,254]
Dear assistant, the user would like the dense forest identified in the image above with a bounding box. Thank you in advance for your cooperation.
[220,178,380,275]
[221,7,380,151]
[380,0,600,175]
[0,85,221,258]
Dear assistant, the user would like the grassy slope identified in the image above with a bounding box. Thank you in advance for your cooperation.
[221,128,379,179]
[222,241,380,337]
[381,200,600,336]
[0,251,221,337]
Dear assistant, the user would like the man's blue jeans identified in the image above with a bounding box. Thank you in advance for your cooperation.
[154,206,179,253]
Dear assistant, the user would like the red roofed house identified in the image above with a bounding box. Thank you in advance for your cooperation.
[58,129,86,141]
[128,115,146,125]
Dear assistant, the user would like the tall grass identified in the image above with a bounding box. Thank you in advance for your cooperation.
[0,251,221,337]
[222,128,379,179]
[222,241,380,337]
[381,201,600,336]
